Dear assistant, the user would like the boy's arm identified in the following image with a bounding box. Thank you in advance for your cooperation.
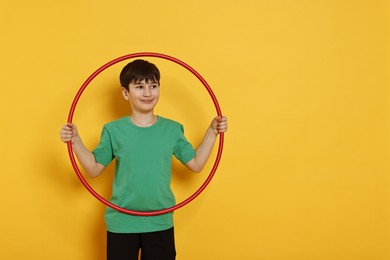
[185,116,228,172]
[60,123,105,178]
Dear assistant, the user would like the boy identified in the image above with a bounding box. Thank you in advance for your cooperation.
[60,59,228,260]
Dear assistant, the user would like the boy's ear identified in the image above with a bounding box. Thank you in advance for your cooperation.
[121,87,129,100]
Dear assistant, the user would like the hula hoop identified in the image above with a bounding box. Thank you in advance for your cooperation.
[67,52,224,216]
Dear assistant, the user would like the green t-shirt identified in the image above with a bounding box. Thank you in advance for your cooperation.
[92,116,196,233]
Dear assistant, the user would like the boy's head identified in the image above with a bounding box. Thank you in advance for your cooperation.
[120,59,160,90]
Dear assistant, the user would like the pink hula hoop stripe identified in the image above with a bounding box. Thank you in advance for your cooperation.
[67,52,224,216]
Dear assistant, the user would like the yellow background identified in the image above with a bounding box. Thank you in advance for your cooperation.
[1,0,389,259]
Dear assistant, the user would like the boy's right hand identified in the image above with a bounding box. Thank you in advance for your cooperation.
[60,123,78,143]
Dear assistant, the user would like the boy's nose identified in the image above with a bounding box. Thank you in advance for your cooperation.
[143,88,151,96]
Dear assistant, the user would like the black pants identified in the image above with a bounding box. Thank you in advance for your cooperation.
[107,227,176,260]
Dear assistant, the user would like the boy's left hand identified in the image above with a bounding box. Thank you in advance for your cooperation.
[210,116,228,135]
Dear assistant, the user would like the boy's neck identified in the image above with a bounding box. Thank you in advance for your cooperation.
[129,112,157,127]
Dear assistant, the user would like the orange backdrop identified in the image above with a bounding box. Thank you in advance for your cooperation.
[0,0,388,259]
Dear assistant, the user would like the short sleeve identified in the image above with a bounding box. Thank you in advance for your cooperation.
[173,125,196,164]
[92,127,115,166]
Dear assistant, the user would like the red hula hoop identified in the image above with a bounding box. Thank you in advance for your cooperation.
[67,52,224,216]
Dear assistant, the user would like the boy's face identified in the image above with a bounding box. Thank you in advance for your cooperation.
[121,79,160,113]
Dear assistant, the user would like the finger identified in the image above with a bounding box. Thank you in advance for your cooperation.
[217,121,227,127]
[217,123,228,132]
[66,122,77,130]
[61,122,73,130]
[216,116,227,123]
[60,133,72,141]
[60,128,72,134]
